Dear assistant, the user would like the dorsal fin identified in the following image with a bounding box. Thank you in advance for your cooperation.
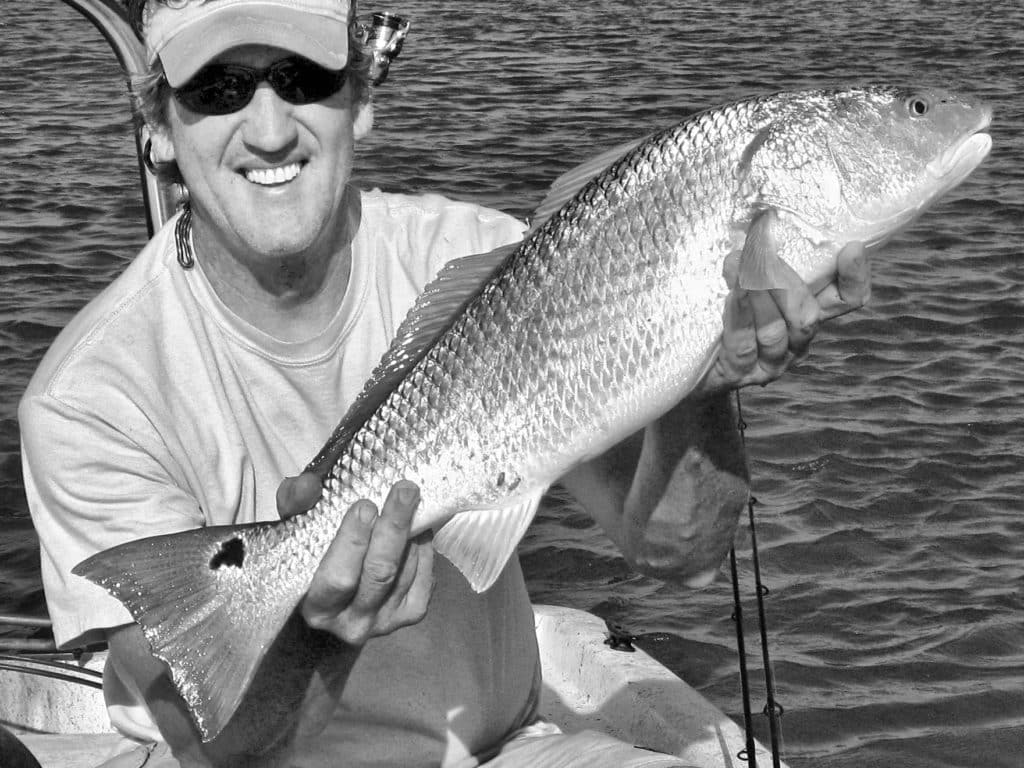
[530,136,648,231]
[305,242,521,478]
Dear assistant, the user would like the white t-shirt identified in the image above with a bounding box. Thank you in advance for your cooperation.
[20,188,540,766]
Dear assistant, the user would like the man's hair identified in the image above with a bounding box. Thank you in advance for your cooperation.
[125,1,372,185]
[124,0,148,39]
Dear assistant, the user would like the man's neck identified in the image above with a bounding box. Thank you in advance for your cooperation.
[190,191,359,343]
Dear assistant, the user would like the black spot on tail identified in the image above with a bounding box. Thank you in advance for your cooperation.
[209,537,245,570]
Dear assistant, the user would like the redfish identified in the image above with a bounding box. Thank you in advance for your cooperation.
[74,86,992,739]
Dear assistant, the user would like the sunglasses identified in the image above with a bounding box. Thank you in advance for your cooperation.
[173,57,347,116]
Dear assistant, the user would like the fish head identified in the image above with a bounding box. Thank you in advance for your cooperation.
[742,86,992,247]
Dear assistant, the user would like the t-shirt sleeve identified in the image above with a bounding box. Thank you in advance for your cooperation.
[362,192,529,341]
[20,392,204,649]
[424,200,528,280]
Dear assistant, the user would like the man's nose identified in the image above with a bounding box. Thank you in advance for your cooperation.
[240,83,299,151]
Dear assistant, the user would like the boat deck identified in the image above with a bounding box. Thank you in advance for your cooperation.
[3,605,782,768]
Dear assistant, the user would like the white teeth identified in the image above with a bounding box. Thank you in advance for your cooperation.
[245,163,302,186]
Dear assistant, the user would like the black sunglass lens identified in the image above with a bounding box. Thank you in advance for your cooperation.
[212,70,255,111]
[269,59,345,105]
[176,66,256,115]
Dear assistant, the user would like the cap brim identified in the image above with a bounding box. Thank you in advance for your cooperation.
[160,6,348,87]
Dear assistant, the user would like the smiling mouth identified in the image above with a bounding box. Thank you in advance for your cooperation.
[244,162,304,186]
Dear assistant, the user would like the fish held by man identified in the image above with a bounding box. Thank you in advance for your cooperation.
[73,85,992,739]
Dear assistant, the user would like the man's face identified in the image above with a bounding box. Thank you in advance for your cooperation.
[157,44,366,267]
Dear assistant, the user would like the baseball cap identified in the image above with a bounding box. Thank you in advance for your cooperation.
[144,0,352,88]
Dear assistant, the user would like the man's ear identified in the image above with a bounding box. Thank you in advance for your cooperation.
[148,126,176,164]
[353,101,374,141]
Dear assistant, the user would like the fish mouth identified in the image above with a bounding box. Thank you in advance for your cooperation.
[927,110,993,189]
[859,113,992,248]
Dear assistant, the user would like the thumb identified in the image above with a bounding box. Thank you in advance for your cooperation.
[277,472,323,519]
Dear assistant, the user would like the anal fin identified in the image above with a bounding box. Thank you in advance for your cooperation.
[433,490,545,592]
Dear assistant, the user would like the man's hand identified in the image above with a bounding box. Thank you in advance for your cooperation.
[699,241,871,393]
[276,475,435,645]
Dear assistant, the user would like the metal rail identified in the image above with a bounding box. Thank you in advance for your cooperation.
[56,1,409,236]
[0,612,107,663]
[0,3,157,668]
[0,614,51,629]
[0,614,58,654]
[0,654,104,688]
[3,0,407,688]
[60,0,176,234]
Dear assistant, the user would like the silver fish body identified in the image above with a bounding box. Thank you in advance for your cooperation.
[305,86,993,588]
[74,86,992,739]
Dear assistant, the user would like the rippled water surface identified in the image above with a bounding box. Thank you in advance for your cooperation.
[2,2,1023,766]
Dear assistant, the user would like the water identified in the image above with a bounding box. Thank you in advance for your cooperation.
[2,1,1023,765]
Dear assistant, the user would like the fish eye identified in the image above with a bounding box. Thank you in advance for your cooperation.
[906,96,930,117]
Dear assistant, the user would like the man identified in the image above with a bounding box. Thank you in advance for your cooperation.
[20,1,870,766]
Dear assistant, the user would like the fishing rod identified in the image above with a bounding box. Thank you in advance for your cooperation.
[731,391,784,768]
[0,0,173,690]
[61,0,175,236]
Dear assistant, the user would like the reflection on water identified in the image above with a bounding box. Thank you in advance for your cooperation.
[2,2,1023,765]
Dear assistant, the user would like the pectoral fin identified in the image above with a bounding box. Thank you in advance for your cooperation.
[434,490,545,592]
[737,208,791,290]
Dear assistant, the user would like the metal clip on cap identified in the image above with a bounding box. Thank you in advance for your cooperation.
[358,11,411,86]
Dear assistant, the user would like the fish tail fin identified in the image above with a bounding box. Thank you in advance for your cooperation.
[72,521,307,741]
[737,208,794,290]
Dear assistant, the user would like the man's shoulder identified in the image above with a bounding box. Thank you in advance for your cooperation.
[348,189,529,337]
[359,188,527,250]
[21,221,182,406]
[359,187,518,221]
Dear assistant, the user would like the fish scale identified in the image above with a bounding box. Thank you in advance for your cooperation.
[74,86,992,740]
